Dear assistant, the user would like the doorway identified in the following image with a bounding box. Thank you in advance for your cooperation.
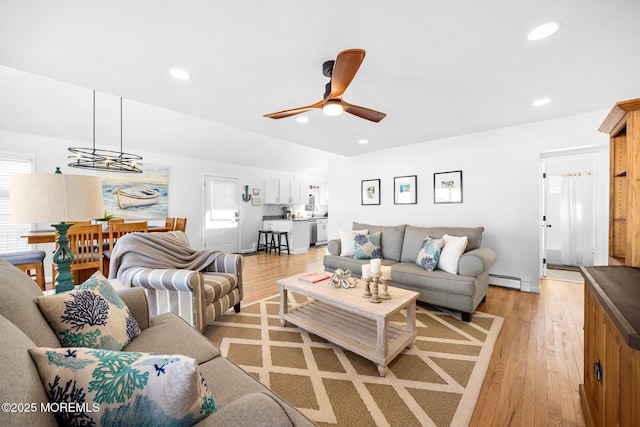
[203,175,240,253]
[540,146,607,277]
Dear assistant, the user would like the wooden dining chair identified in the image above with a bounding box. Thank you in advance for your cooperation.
[165,217,176,230]
[104,221,148,275]
[52,224,103,286]
[174,217,187,232]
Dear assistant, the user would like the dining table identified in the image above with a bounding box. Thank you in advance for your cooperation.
[20,226,170,245]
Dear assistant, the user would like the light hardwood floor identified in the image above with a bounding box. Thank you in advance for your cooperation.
[241,247,587,426]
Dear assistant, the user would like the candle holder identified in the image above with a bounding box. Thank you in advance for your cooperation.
[369,274,382,303]
[379,278,391,299]
[361,278,372,298]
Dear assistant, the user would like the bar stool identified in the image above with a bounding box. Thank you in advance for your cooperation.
[256,230,272,252]
[270,231,290,255]
[0,250,46,290]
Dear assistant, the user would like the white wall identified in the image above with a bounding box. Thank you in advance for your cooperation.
[0,129,326,278]
[327,110,610,292]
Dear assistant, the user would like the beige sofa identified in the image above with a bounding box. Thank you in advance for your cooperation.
[324,222,497,321]
[0,260,313,427]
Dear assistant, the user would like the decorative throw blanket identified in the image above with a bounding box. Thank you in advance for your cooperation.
[108,232,223,286]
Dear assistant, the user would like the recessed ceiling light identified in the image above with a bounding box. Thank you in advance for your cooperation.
[358,139,369,145]
[296,116,309,123]
[533,97,552,107]
[170,68,191,80]
[527,22,560,41]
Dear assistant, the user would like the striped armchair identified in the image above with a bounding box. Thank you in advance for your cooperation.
[121,232,244,331]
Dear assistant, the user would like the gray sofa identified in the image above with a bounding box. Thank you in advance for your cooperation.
[0,260,313,427]
[324,222,497,321]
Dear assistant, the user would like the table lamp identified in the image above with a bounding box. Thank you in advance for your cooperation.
[8,171,104,293]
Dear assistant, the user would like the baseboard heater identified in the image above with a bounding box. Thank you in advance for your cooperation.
[489,274,522,290]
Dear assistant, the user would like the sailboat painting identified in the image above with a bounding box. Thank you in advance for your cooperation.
[98,164,169,219]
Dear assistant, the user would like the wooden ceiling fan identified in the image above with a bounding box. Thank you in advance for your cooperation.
[263,48,386,122]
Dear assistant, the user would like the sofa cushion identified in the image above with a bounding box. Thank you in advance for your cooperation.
[400,226,484,263]
[352,222,406,261]
[29,347,217,426]
[198,356,312,427]
[0,315,57,427]
[391,262,477,296]
[416,237,444,271]
[339,229,368,257]
[124,312,220,363]
[37,273,140,350]
[204,392,294,427]
[354,232,382,259]
[438,234,469,274]
[0,260,61,348]
[203,273,238,301]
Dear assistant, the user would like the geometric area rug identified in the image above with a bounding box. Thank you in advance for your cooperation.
[204,293,503,427]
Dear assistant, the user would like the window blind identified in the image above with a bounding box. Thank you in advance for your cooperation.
[0,154,32,253]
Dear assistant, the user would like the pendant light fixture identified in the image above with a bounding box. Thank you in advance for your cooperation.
[68,91,143,173]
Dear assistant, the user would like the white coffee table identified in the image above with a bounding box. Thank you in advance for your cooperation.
[278,273,418,376]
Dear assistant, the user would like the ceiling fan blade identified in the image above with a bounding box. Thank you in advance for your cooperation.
[328,49,366,98]
[263,101,324,119]
[342,101,387,122]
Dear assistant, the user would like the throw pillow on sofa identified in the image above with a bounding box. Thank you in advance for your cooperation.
[339,229,368,257]
[354,232,382,259]
[29,347,217,427]
[37,272,140,350]
[416,237,444,271]
[437,234,468,274]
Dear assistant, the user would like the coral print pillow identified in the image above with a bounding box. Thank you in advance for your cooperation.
[37,272,140,350]
[354,232,382,259]
[416,236,444,271]
[29,347,216,427]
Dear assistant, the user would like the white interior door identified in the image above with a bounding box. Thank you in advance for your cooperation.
[203,175,239,253]
[541,154,596,272]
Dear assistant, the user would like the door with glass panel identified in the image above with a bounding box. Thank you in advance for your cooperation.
[203,175,239,253]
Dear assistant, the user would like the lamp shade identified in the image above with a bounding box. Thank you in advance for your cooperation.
[8,174,104,224]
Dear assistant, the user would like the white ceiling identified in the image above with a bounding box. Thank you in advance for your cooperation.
[1,0,639,172]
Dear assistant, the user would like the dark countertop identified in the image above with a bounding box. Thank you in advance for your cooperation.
[581,266,640,350]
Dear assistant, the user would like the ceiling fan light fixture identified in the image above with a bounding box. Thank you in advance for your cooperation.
[527,22,560,41]
[323,99,344,116]
[296,116,309,123]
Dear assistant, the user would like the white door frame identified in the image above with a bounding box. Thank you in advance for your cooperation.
[202,174,240,253]
[539,145,608,278]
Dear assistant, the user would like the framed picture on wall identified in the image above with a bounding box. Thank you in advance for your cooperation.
[394,175,417,204]
[434,170,463,203]
[361,179,381,205]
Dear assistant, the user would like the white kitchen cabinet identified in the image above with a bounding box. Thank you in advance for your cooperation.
[288,180,302,204]
[318,183,329,206]
[264,179,281,204]
[316,219,328,243]
[264,179,301,204]
[262,219,309,254]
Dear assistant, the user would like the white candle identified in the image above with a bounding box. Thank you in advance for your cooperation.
[381,266,391,280]
[361,264,371,279]
[370,258,381,275]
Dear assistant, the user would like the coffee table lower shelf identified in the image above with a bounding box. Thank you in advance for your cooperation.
[281,299,415,376]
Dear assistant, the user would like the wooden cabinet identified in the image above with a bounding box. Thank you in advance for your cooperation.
[580,266,640,427]
[600,98,640,266]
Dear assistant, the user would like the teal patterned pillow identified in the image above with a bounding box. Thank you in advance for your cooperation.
[29,347,217,427]
[416,236,444,271]
[37,272,140,350]
[354,232,382,259]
